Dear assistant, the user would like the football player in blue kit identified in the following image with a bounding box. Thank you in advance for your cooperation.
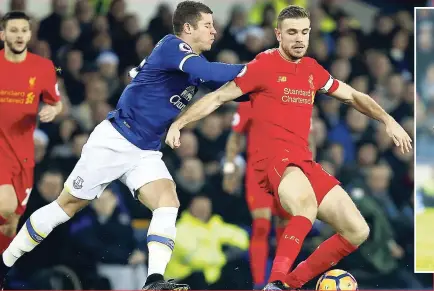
[0,1,247,290]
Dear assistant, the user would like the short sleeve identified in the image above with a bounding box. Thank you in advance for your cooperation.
[232,103,252,133]
[160,37,199,71]
[233,58,264,94]
[314,62,339,94]
[42,61,61,105]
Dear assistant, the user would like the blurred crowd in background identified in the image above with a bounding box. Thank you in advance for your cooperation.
[0,0,428,289]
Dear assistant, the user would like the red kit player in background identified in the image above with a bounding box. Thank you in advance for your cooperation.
[0,12,62,253]
[222,102,288,288]
[166,5,412,291]
[223,102,316,288]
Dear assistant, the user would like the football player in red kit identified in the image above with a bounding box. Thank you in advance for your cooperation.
[165,5,412,291]
[0,11,62,253]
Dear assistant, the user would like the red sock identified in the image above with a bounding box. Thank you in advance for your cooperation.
[250,218,271,285]
[285,234,358,288]
[269,216,312,283]
[0,215,7,225]
[276,226,286,242]
[0,232,14,254]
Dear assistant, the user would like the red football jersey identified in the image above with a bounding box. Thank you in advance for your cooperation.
[231,102,255,155]
[234,49,338,156]
[0,49,60,167]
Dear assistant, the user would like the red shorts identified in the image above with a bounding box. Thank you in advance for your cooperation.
[246,164,292,219]
[252,147,340,206]
[0,160,33,216]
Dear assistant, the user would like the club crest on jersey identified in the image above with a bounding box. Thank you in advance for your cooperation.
[308,74,314,90]
[179,42,193,53]
[29,77,36,89]
[73,176,84,189]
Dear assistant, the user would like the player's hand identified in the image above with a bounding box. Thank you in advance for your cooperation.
[38,104,58,123]
[388,240,404,259]
[223,174,239,194]
[128,249,146,265]
[384,117,412,154]
[165,123,181,149]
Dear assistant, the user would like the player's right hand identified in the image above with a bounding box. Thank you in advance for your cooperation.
[165,123,181,149]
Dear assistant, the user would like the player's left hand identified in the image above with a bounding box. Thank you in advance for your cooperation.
[384,117,412,154]
[39,104,58,123]
[165,123,181,149]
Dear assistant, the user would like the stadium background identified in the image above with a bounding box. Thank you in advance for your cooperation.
[0,0,428,289]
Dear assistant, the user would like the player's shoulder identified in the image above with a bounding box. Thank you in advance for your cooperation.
[254,48,279,61]
[156,34,194,55]
[301,56,322,68]
[26,52,55,68]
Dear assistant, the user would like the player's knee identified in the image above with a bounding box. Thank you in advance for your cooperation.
[279,191,317,223]
[137,179,180,210]
[343,218,370,246]
[157,191,180,208]
[56,188,90,217]
[0,185,18,220]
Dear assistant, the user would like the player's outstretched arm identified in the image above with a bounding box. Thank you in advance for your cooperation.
[330,80,412,153]
[165,81,243,149]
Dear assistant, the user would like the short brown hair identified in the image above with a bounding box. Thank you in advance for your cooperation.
[277,5,310,27]
[1,11,31,30]
[172,1,213,35]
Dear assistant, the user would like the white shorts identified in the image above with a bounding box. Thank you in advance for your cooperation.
[64,120,173,200]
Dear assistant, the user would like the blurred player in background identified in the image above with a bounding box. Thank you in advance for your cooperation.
[0,1,248,290]
[223,102,314,288]
[0,11,62,254]
[165,5,412,291]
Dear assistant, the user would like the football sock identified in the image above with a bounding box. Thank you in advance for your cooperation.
[0,232,13,254]
[250,218,271,285]
[146,207,178,279]
[276,225,286,242]
[269,215,312,283]
[285,234,358,288]
[0,215,7,225]
[2,201,70,267]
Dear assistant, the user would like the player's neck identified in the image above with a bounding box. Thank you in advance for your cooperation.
[278,47,301,64]
[4,47,27,63]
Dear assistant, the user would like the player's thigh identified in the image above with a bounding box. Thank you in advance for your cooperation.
[0,184,18,217]
[246,169,273,220]
[276,166,317,222]
[12,166,34,216]
[317,185,370,246]
[121,151,179,211]
[64,120,138,201]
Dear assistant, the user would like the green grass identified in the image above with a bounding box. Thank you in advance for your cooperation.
[416,208,434,271]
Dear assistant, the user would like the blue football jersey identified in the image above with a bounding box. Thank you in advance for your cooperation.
[107,34,245,150]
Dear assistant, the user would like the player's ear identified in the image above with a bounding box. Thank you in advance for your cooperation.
[274,27,281,42]
[0,30,4,41]
[183,23,193,35]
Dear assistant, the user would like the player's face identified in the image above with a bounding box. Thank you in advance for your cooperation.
[1,19,31,54]
[275,17,310,61]
[192,13,217,52]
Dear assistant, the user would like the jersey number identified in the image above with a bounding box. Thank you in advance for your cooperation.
[21,188,32,206]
